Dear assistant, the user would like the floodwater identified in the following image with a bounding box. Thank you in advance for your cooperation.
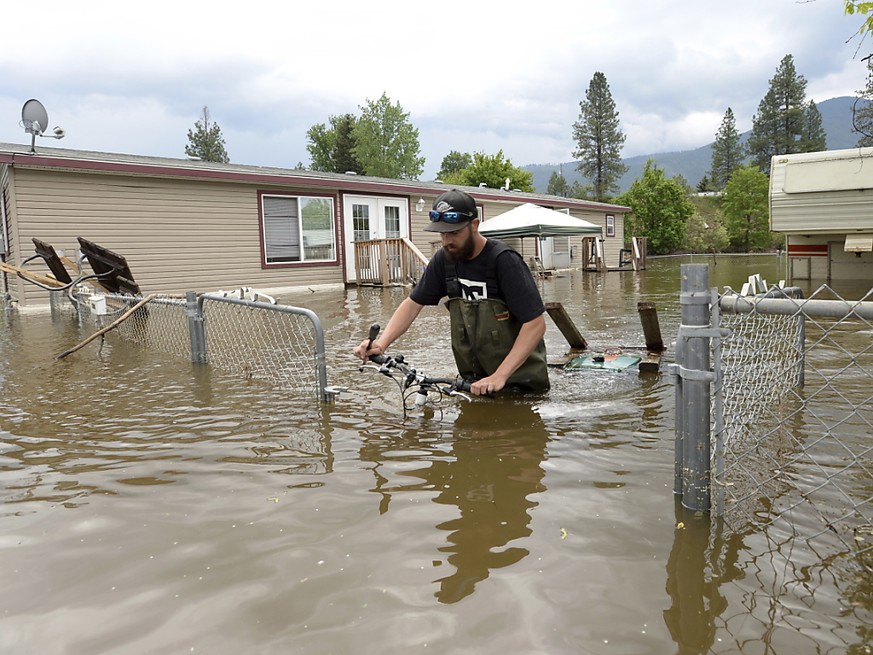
[1,254,870,654]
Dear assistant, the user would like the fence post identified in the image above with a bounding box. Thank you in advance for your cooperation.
[186,291,207,364]
[678,264,711,512]
[673,321,685,496]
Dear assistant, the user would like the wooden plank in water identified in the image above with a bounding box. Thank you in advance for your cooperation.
[637,301,664,351]
[0,260,66,288]
[545,302,587,350]
[637,351,662,373]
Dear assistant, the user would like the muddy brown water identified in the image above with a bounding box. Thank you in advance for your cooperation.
[1,254,870,654]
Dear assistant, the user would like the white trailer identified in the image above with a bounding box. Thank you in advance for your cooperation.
[770,147,873,283]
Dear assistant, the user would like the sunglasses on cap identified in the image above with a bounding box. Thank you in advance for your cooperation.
[428,210,475,224]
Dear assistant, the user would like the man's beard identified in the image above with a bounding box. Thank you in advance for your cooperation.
[443,228,475,262]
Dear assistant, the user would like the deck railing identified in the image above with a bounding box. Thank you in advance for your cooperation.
[353,238,429,286]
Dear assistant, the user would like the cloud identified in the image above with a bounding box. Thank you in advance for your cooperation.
[0,0,868,179]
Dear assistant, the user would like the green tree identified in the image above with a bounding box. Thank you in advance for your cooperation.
[436,151,472,180]
[572,71,628,201]
[617,160,694,255]
[696,175,715,193]
[306,122,336,171]
[721,166,772,252]
[672,174,692,194]
[546,171,570,197]
[801,100,827,152]
[747,55,809,173]
[845,1,873,34]
[854,58,873,146]
[352,92,424,179]
[710,108,744,189]
[333,114,364,174]
[185,106,229,163]
[306,113,363,174]
[683,211,729,253]
[441,150,534,192]
[568,180,592,199]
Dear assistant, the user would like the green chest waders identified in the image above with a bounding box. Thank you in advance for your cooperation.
[446,297,549,393]
[445,242,550,393]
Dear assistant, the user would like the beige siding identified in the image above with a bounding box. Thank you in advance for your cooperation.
[1,164,27,303]
[12,169,345,307]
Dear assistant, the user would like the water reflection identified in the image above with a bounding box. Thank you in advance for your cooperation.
[663,500,745,655]
[361,401,548,603]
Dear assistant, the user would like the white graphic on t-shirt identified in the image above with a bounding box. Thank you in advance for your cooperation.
[458,277,488,300]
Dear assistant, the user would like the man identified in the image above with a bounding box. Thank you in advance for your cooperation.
[354,189,549,395]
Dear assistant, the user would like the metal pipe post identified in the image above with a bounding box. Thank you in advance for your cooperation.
[186,291,207,364]
[679,264,711,512]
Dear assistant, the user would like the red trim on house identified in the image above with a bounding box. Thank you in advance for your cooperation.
[787,243,828,257]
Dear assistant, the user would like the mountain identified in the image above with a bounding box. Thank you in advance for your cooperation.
[525,96,865,195]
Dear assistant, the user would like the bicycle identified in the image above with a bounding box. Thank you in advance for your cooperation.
[358,324,472,417]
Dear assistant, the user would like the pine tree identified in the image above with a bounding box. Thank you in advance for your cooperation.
[747,55,808,173]
[306,114,362,174]
[572,72,628,201]
[854,58,873,147]
[332,114,363,174]
[546,171,570,197]
[185,107,229,163]
[801,100,827,152]
[709,108,744,190]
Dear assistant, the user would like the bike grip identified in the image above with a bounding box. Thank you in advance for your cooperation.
[369,353,388,365]
[367,323,380,343]
[456,378,473,393]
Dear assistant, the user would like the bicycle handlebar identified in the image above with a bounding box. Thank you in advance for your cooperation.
[366,353,472,394]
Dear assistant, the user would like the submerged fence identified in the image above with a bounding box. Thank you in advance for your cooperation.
[673,263,873,561]
[51,289,332,402]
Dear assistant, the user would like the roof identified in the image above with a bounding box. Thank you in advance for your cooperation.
[0,142,630,213]
[478,203,602,238]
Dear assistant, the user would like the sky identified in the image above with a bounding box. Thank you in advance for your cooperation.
[0,0,869,180]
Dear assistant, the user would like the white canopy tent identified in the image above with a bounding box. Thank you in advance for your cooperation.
[478,203,602,238]
[478,203,603,271]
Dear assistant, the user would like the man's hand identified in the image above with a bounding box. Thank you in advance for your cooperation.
[470,373,508,396]
[353,339,384,362]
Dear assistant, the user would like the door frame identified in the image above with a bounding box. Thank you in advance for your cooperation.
[342,194,410,282]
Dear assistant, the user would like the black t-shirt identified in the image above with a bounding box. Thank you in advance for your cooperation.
[410,240,545,323]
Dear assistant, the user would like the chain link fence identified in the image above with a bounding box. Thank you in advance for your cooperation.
[50,289,331,401]
[675,266,872,563]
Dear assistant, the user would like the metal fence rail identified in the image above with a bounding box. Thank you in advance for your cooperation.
[196,293,327,399]
[674,264,873,562]
[52,289,331,401]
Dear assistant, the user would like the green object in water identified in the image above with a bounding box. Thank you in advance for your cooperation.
[565,353,641,371]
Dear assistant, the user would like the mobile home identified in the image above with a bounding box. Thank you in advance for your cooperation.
[0,144,630,309]
[770,147,873,284]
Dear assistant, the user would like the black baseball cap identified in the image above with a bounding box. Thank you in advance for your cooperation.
[423,189,478,233]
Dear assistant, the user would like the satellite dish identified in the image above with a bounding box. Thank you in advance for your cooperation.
[22,99,49,136]
[20,98,65,153]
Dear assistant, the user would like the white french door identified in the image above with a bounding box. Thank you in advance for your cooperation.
[343,195,409,281]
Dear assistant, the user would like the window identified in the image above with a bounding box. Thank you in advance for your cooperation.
[606,215,615,237]
[352,203,370,242]
[384,205,401,238]
[262,194,336,264]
